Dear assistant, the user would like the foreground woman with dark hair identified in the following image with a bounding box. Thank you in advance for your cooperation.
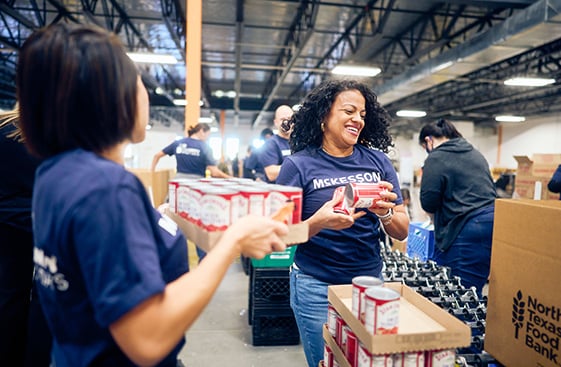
[17,23,288,367]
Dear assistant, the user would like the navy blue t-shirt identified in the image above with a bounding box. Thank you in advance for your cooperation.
[32,149,188,367]
[258,134,291,182]
[163,137,215,177]
[276,145,402,284]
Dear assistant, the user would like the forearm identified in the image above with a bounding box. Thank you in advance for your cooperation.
[264,165,281,182]
[208,166,230,178]
[110,238,239,366]
[380,208,409,241]
[151,152,165,171]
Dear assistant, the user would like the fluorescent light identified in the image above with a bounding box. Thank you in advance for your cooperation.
[199,117,213,123]
[495,115,526,122]
[431,61,454,73]
[396,110,427,118]
[173,99,187,106]
[503,77,555,87]
[331,65,381,77]
[127,52,178,64]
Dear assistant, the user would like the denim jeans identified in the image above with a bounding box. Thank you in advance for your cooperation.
[433,205,494,296]
[290,266,328,367]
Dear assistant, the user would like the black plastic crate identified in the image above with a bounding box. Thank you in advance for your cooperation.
[251,267,290,307]
[252,307,300,346]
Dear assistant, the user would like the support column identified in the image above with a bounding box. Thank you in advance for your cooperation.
[185,0,202,135]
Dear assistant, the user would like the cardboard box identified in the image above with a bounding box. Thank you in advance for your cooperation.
[128,168,174,207]
[167,210,308,253]
[327,283,471,355]
[513,155,561,200]
[486,199,561,367]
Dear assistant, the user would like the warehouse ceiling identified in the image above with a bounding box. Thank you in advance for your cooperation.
[2,0,561,136]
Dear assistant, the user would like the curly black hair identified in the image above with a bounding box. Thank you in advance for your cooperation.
[289,79,393,153]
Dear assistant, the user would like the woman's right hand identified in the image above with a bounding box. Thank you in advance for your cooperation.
[306,195,365,237]
[224,215,289,259]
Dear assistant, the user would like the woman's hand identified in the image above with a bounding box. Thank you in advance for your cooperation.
[306,193,365,237]
[368,181,397,216]
[224,215,289,259]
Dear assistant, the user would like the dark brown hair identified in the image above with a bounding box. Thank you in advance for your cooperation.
[16,23,139,158]
[187,123,210,136]
[418,119,463,145]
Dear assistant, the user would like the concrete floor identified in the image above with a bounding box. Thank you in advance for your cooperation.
[178,257,306,367]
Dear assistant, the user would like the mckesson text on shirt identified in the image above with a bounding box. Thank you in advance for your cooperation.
[313,171,382,189]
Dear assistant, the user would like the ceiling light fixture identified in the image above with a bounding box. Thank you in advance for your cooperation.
[127,52,178,64]
[396,110,427,118]
[503,77,555,87]
[173,99,187,106]
[199,117,213,123]
[431,61,454,73]
[495,115,526,122]
[331,65,381,77]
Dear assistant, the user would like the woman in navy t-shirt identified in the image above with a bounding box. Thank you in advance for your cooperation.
[16,23,288,367]
[276,79,410,367]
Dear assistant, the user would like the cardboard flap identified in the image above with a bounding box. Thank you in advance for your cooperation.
[513,155,533,164]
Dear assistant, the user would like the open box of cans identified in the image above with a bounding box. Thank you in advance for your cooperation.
[324,283,470,366]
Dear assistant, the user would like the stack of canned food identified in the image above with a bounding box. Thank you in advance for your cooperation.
[168,177,302,231]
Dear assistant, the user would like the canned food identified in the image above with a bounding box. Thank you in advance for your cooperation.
[327,304,338,338]
[393,351,425,367]
[425,349,455,367]
[345,182,388,210]
[333,186,354,215]
[364,287,400,335]
[357,343,392,367]
[324,345,334,367]
[265,184,302,224]
[352,276,384,323]
[335,313,345,347]
[199,187,239,231]
[345,327,358,367]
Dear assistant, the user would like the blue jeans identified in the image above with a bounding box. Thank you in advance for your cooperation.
[433,205,494,296]
[290,266,328,367]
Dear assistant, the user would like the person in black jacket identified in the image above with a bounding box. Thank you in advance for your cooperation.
[547,164,561,199]
[419,119,496,296]
[0,107,51,366]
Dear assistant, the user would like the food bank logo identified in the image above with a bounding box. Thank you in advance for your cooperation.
[511,290,561,364]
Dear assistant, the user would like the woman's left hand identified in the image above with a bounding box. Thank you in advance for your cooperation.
[368,181,397,216]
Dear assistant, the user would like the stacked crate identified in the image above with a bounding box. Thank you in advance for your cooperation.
[248,247,299,346]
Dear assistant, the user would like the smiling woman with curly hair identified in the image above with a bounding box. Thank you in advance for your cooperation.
[276,79,409,367]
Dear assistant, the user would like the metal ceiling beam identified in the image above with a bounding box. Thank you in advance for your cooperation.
[0,3,38,29]
[233,0,244,127]
[377,0,561,105]
[251,0,319,128]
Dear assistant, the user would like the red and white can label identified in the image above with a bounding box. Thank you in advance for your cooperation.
[364,287,400,335]
[333,186,353,215]
[335,313,345,348]
[426,349,455,367]
[323,345,333,367]
[352,276,384,323]
[357,343,393,367]
[265,184,302,224]
[199,188,238,231]
[393,351,425,367]
[345,182,387,209]
[345,328,358,367]
[185,185,204,225]
[177,183,192,220]
[327,304,338,338]
[341,325,351,353]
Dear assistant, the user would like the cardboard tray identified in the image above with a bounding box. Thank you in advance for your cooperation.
[167,210,308,253]
[323,324,352,367]
[328,283,471,355]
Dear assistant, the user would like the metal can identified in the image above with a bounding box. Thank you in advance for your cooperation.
[233,185,268,219]
[345,327,358,367]
[335,313,345,348]
[364,287,400,335]
[333,186,353,215]
[323,345,334,367]
[199,187,239,231]
[425,349,455,367]
[352,276,384,323]
[265,184,302,224]
[344,182,388,209]
[393,351,425,367]
[327,304,338,338]
[357,343,393,367]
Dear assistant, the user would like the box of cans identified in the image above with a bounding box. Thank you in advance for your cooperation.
[326,283,470,356]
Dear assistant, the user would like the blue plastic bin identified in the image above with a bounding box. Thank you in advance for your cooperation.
[406,222,435,261]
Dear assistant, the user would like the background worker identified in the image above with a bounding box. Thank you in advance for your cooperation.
[418,119,496,296]
[151,122,230,179]
[259,105,294,183]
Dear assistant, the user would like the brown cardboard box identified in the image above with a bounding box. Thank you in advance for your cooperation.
[513,154,561,200]
[486,199,561,367]
[167,210,308,253]
[128,168,174,207]
[327,283,470,355]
